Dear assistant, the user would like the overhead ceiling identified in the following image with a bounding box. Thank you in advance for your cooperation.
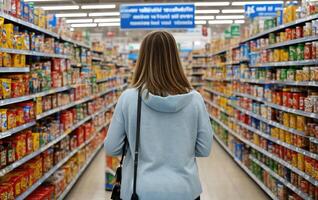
[28,0,288,34]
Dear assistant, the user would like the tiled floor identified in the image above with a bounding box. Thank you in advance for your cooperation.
[65,142,270,200]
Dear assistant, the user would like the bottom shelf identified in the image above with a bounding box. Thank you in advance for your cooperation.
[57,142,104,200]
[213,134,278,200]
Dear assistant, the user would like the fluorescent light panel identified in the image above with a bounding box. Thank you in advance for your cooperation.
[71,23,97,27]
[98,22,120,27]
[222,9,245,13]
[41,5,79,10]
[216,15,245,19]
[55,13,87,17]
[89,12,120,17]
[208,20,233,24]
[232,1,284,5]
[66,19,93,23]
[195,20,207,25]
[196,9,220,14]
[195,2,230,6]
[81,4,116,9]
[94,18,120,23]
[195,16,215,20]
[235,20,245,24]
[24,0,70,2]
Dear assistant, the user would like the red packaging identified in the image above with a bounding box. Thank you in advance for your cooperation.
[84,123,92,140]
[283,91,292,107]
[75,126,85,145]
[291,28,297,40]
[52,59,61,72]
[299,96,306,111]
[15,108,24,126]
[293,92,300,110]
[276,91,283,105]
[304,42,313,60]
[300,179,309,194]
[10,0,17,16]
[286,28,292,40]
[11,82,20,98]
[26,130,33,154]
[0,183,14,200]
[295,26,303,38]
[51,71,60,88]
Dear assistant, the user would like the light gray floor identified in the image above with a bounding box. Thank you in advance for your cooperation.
[66,142,270,200]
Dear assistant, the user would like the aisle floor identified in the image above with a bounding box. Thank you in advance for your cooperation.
[66,141,270,200]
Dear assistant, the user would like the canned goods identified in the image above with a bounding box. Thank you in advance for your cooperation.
[296,43,304,60]
[305,42,313,60]
[296,116,305,131]
[295,26,303,38]
[289,45,297,61]
[298,153,305,171]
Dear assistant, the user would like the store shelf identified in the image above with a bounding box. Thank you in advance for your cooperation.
[57,142,104,200]
[192,64,208,68]
[242,13,318,43]
[249,59,318,68]
[192,82,204,86]
[213,134,279,200]
[230,103,315,139]
[266,35,318,49]
[234,92,318,119]
[203,87,231,98]
[234,92,264,102]
[240,79,318,87]
[16,140,88,200]
[0,67,30,73]
[0,48,70,59]
[0,12,59,38]
[92,57,103,61]
[60,36,91,49]
[234,119,318,160]
[0,121,36,140]
[204,99,229,115]
[96,76,117,84]
[190,72,204,76]
[71,63,89,68]
[34,85,74,98]
[211,49,227,56]
[192,54,210,58]
[205,77,237,82]
[249,156,311,200]
[92,49,104,54]
[0,103,114,177]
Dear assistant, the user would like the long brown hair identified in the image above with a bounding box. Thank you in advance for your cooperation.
[132,31,192,96]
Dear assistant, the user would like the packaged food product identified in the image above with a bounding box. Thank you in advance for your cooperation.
[0,78,11,99]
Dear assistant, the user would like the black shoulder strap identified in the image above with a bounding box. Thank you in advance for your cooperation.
[132,89,142,198]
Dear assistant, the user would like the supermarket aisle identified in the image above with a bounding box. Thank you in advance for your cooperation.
[66,141,269,200]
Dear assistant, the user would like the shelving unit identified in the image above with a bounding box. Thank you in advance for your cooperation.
[0,11,130,200]
[204,11,318,200]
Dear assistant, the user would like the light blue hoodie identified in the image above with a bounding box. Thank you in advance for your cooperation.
[104,88,213,200]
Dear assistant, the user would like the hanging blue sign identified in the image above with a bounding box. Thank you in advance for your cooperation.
[120,3,195,29]
[244,4,283,19]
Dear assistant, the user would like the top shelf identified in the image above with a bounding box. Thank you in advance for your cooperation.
[192,54,210,59]
[242,13,318,43]
[0,12,90,49]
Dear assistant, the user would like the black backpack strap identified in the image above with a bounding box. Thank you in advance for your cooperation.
[131,89,142,199]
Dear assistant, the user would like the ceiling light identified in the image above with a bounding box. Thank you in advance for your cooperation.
[81,4,116,9]
[235,20,245,24]
[89,12,120,17]
[232,1,283,5]
[98,22,120,27]
[71,23,97,27]
[195,16,215,20]
[196,10,220,14]
[70,28,74,31]
[66,19,93,23]
[195,20,207,25]
[222,9,245,13]
[41,5,79,10]
[208,20,233,24]
[195,2,230,6]
[55,13,87,17]
[216,15,245,19]
[94,18,120,23]
[24,0,70,2]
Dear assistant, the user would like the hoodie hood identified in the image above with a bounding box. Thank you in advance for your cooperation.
[142,90,195,113]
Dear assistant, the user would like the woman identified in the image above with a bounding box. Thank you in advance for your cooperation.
[105,31,213,200]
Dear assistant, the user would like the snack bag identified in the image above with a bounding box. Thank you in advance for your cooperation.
[0,17,4,48]
[0,78,11,99]
[3,24,14,49]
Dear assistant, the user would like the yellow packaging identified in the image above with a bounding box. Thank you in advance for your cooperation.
[0,52,3,67]
[36,97,42,115]
[289,114,296,129]
[279,129,286,142]
[283,112,290,127]
[12,54,25,67]
[0,78,11,99]
[0,17,4,48]
[3,24,14,49]
[2,53,11,67]
[273,49,280,62]
[0,109,7,131]
[21,55,26,67]
[271,127,279,138]
[296,116,305,131]
[32,132,40,151]
[297,153,305,171]
[285,132,292,144]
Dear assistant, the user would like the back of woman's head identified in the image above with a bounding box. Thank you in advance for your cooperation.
[132,31,192,96]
